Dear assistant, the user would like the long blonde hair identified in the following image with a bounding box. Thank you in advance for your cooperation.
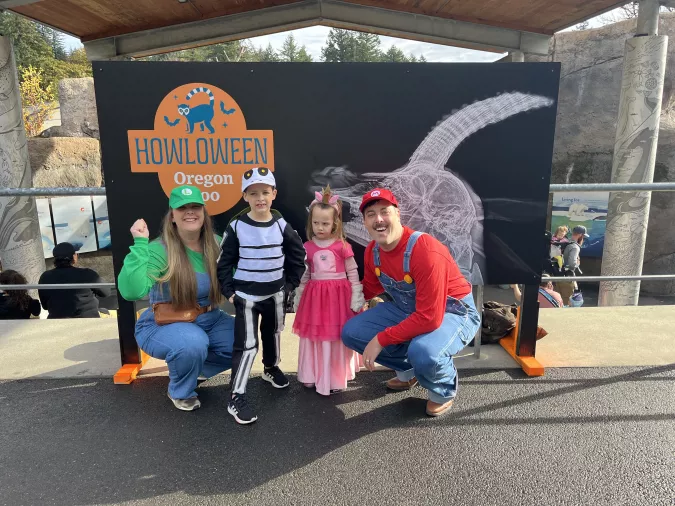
[306,186,345,242]
[156,208,222,308]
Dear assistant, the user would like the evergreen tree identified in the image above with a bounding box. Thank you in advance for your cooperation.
[321,29,357,62]
[279,34,312,62]
[354,32,381,62]
[381,45,409,62]
[0,12,52,71]
[39,26,67,60]
[255,43,280,62]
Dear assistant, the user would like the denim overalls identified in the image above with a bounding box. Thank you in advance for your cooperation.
[135,271,235,400]
[342,232,480,403]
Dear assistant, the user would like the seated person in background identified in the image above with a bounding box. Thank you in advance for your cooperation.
[510,275,562,340]
[38,242,111,318]
[511,276,564,309]
[0,270,41,319]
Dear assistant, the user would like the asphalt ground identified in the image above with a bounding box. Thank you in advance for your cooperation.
[1,366,673,506]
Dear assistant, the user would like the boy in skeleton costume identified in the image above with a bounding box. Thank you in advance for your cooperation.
[217,167,306,425]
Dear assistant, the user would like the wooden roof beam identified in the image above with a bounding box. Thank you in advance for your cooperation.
[83,0,551,60]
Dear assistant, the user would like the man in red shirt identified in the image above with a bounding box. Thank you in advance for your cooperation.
[341,188,480,417]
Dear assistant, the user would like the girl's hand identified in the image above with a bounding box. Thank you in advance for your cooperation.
[229,295,235,304]
[130,219,149,239]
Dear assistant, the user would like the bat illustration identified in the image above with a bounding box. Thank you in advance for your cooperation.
[164,116,180,127]
[220,102,236,115]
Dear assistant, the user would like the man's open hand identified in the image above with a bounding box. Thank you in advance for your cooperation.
[363,336,383,371]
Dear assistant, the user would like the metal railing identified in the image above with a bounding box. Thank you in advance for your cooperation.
[0,187,106,197]
[549,182,675,192]
[0,283,115,290]
[2,182,674,361]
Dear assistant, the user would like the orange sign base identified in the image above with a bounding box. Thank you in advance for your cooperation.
[113,350,151,384]
[499,307,545,377]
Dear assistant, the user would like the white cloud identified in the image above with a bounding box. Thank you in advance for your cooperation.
[63,25,502,62]
[248,26,502,62]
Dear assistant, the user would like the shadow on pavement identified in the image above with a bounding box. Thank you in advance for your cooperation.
[0,365,673,505]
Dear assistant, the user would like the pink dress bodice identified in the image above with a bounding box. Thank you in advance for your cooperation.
[304,240,353,281]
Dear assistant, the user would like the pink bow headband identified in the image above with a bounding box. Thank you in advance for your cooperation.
[310,191,341,214]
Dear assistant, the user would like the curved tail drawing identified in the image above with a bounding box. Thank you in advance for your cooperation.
[408,92,554,169]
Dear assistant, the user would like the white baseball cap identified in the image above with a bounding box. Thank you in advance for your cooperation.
[242,167,276,192]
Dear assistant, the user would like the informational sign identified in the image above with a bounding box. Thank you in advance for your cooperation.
[551,192,608,257]
[93,196,111,249]
[51,196,97,254]
[36,198,55,258]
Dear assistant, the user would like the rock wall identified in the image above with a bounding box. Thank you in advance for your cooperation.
[42,78,99,139]
[528,14,675,295]
[29,137,102,188]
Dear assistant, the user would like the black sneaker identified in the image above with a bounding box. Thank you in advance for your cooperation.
[228,393,257,425]
[262,366,290,388]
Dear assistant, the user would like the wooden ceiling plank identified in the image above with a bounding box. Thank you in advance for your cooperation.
[14,0,626,43]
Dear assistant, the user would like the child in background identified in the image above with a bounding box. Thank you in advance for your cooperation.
[550,225,570,260]
[217,167,306,425]
[293,186,365,396]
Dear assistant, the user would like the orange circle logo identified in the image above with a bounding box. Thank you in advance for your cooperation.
[127,83,275,215]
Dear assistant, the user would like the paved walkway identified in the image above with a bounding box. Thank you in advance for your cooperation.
[1,366,673,505]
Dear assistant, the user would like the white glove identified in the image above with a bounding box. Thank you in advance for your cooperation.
[350,284,365,313]
[293,287,304,312]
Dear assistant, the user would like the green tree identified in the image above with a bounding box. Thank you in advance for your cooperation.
[254,43,280,62]
[354,32,381,62]
[39,26,67,60]
[279,34,312,62]
[321,29,357,62]
[381,45,409,62]
[0,12,52,71]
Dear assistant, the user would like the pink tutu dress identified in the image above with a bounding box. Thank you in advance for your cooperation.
[293,238,364,395]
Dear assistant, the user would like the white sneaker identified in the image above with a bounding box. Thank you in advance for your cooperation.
[168,394,201,411]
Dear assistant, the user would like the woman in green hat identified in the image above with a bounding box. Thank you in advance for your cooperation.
[117,185,234,411]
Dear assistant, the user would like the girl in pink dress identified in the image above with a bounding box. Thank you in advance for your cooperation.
[293,186,365,395]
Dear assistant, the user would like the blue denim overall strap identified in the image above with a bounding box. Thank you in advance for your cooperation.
[373,231,424,313]
[373,231,468,316]
[148,272,213,307]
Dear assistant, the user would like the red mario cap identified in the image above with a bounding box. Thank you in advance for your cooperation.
[359,188,399,213]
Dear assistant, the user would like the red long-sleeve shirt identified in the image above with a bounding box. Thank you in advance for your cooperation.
[363,227,472,347]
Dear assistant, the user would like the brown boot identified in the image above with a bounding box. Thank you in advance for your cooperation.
[385,376,419,391]
[426,398,454,417]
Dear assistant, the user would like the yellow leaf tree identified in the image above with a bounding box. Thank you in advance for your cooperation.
[20,65,55,137]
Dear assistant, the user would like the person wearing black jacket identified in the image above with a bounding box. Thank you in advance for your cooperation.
[38,242,111,318]
[0,270,41,319]
[217,167,306,425]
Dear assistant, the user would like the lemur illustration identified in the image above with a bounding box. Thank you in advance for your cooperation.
[177,87,216,134]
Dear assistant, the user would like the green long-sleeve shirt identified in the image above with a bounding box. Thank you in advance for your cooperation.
[117,236,220,301]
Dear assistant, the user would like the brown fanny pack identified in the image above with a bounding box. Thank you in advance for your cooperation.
[152,302,211,325]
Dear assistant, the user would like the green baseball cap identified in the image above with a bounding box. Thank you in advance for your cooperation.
[169,185,205,209]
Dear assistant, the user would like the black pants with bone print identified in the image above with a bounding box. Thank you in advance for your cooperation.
[229,291,285,395]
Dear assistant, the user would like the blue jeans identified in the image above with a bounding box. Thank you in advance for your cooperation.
[341,294,479,403]
[135,308,235,399]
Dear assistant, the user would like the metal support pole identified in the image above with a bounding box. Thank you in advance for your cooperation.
[637,0,660,35]
[599,1,668,307]
[473,285,483,359]
[515,284,539,357]
[0,37,46,293]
